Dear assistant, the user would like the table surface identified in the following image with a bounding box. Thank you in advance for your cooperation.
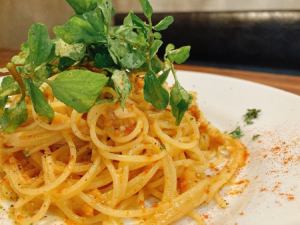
[1,49,300,95]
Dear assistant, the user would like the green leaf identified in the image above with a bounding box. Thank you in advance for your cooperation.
[94,49,115,68]
[150,56,164,74]
[27,79,54,121]
[165,43,175,55]
[109,39,146,69]
[131,13,147,28]
[170,82,192,125]
[33,64,52,86]
[158,69,170,84]
[150,40,163,58]
[154,16,174,31]
[58,57,76,71]
[11,42,29,65]
[0,96,8,116]
[123,13,132,26]
[0,99,28,133]
[139,0,153,19]
[98,0,114,25]
[111,70,131,108]
[167,46,191,64]
[0,97,7,111]
[66,0,98,14]
[114,26,148,47]
[0,76,20,98]
[120,52,146,69]
[54,9,106,44]
[153,32,162,39]
[26,23,54,69]
[124,12,147,30]
[55,39,86,61]
[144,71,169,110]
[49,70,108,113]
[108,39,126,64]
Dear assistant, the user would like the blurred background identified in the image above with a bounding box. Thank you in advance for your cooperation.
[1,0,300,74]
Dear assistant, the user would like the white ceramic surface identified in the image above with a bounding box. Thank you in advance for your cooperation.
[1,71,300,225]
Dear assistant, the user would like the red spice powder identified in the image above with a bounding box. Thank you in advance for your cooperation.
[272,182,282,192]
[202,213,209,219]
[260,187,268,192]
[279,193,295,201]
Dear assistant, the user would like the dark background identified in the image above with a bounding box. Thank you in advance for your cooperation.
[115,11,300,75]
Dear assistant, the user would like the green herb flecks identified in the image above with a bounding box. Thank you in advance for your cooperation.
[229,126,244,139]
[252,134,260,141]
[244,108,261,125]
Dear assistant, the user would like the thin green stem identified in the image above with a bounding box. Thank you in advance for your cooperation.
[170,63,178,84]
[6,63,26,99]
[147,18,154,72]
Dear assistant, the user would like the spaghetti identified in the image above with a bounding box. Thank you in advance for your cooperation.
[0,73,247,225]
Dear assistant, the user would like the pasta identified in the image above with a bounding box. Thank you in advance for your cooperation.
[0,73,248,225]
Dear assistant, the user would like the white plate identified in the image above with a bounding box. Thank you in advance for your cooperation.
[1,71,300,225]
[176,71,300,225]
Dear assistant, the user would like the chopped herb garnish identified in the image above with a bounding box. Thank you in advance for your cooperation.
[0,0,193,132]
[229,126,244,139]
[243,109,261,125]
[252,134,260,141]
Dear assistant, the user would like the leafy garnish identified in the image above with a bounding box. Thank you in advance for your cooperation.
[0,0,193,133]
[54,9,107,44]
[150,40,163,58]
[170,82,192,125]
[244,109,261,125]
[0,97,7,113]
[55,39,86,61]
[111,70,132,108]
[158,69,170,84]
[27,79,54,121]
[26,23,54,69]
[49,70,108,113]
[154,16,174,31]
[58,57,76,71]
[94,46,115,68]
[0,76,20,98]
[139,0,153,19]
[229,126,244,139]
[66,0,98,15]
[0,99,28,133]
[33,64,52,86]
[97,0,114,25]
[167,46,191,64]
[144,71,169,110]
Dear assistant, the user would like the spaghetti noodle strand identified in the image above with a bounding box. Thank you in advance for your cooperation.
[0,84,247,225]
